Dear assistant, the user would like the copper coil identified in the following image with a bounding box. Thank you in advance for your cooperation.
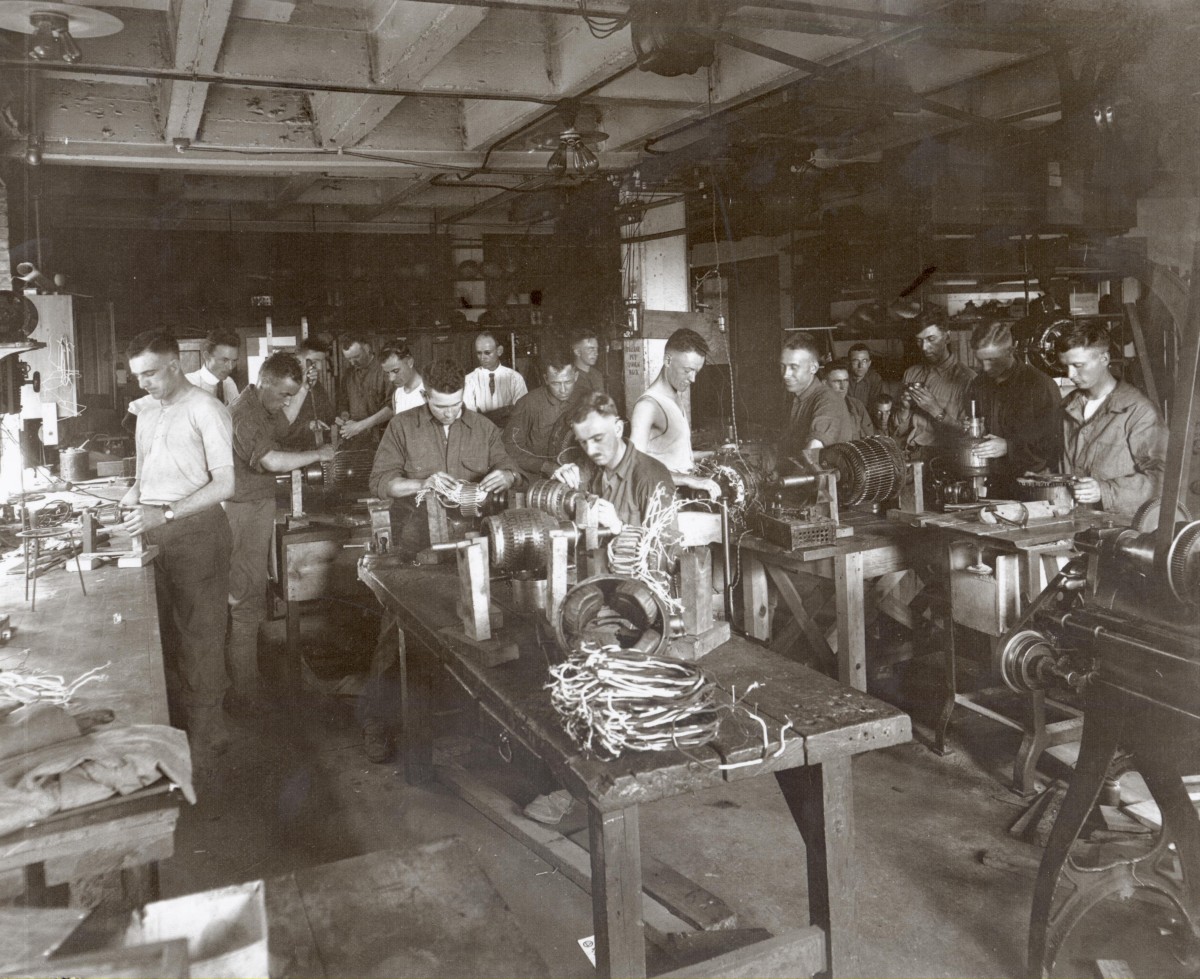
[607,526,645,576]
[455,482,486,517]
[554,574,671,657]
[485,507,573,572]
[526,479,584,520]
[820,435,905,506]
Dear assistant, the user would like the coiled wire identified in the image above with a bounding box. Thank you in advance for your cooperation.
[547,643,718,759]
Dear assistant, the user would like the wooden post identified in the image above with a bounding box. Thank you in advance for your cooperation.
[427,499,452,545]
[546,529,570,629]
[588,801,647,979]
[291,469,305,520]
[742,551,771,641]
[456,536,491,641]
[834,550,867,691]
[679,547,714,636]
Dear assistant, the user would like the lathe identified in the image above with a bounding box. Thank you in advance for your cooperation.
[990,285,1200,976]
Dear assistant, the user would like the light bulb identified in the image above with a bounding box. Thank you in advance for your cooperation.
[28,18,55,60]
[57,30,82,64]
[576,142,599,174]
[547,143,567,176]
[24,135,42,167]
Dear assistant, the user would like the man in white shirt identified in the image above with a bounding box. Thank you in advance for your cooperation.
[463,330,527,427]
[185,329,240,405]
[382,343,425,415]
[120,331,235,762]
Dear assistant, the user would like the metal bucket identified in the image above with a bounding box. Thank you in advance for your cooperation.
[59,446,91,482]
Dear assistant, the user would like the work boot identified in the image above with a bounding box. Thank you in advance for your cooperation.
[362,720,393,764]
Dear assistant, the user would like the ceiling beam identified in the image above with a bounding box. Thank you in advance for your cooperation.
[712,30,1010,130]
[264,174,320,215]
[162,0,236,142]
[1,58,559,103]
[311,1,489,148]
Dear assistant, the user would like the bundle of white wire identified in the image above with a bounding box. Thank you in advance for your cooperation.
[547,642,718,759]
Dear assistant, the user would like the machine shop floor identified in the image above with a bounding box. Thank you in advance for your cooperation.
[160,607,1169,979]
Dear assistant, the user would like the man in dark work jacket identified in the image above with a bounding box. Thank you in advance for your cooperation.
[963,320,1063,498]
[778,332,855,461]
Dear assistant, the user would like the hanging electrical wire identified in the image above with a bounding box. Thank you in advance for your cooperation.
[604,492,683,613]
[577,0,629,39]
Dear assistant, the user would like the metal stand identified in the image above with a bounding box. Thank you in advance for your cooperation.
[1029,681,1200,977]
[17,525,86,612]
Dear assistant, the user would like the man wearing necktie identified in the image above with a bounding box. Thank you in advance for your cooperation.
[778,332,855,461]
[185,329,240,405]
[463,330,527,428]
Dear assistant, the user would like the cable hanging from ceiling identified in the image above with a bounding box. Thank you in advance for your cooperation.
[577,0,629,39]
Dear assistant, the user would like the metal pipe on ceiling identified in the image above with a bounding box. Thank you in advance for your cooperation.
[0,59,561,104]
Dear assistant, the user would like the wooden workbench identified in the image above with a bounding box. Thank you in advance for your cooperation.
[739,511,921,691]
[359,555,911,979]
[886,507,1111,793]
[0,555,180,906]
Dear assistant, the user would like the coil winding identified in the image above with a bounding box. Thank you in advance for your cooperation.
[485,507,572,572]
[526,479,584,520]
[820,435,905,506]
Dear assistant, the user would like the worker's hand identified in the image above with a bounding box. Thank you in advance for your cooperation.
[316,444,336,464]
[908,385,940,416]
[479,468,515,495]
[1069,476,1102,504]
[591,499,623,535]
[121,504,164,536]
[421,472,456,497]
[972,435,1008,459]
[552,463,582,489]
[339,417,368,439]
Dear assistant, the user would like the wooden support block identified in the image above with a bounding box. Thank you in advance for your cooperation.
[290,468,305,519]
[657,928,827,979]
[679,547,714,636]
[546,530,570,628]
[426,498,453,545]
[439,626,519,668]
[670,622,731,661]
[898,461,925,514]
[456,537,491,641]
[116,545,158,568]
[742,552,770,642]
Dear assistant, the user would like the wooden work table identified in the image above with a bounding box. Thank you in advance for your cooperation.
[359,555,911,979]
[739,511,921,691]
[0,552,179,906]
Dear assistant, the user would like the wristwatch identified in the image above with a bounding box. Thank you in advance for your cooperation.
[162,505,176,522]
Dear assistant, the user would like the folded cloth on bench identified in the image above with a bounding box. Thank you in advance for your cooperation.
[0,722,194,836]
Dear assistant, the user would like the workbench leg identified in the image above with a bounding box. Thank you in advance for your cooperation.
[776,758,857,979]
[587,800,646,979]
[742,552,770,641]
[834,551,866,692]
[399,628,434,785]
[933,620,958,756]
[285,600,302,694]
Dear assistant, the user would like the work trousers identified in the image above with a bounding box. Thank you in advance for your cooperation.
[224,497,275,693]
[145,504,232,719]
